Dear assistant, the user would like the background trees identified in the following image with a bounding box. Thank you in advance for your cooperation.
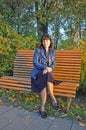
[0,0,86,95]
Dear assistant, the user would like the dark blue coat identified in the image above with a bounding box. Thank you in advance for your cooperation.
[31,48,56,79]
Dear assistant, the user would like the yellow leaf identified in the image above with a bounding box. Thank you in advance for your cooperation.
[25,97,30,102]
[79,122,86,127]
[8,97,16,102]
[0,99,2,104]
[76,115,82,121]
[24,115,30,120]
[75,104,80,109]
[35,94,39,98]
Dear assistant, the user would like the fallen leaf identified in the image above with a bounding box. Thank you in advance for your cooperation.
[71,106,75,110]
[79,104,84,107]
[35,94,39,98]
[24,115,30,120]
[61,113,67,118]
[0,99,2,104]
[25,97,30,102]
[75,104,80,109]
[60,104,65,109]
[76,115,82,121]
[8,97,16,102]
[79,122,86,127]
[33,109,39,112]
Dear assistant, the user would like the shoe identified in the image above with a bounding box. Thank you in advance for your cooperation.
[39,109,47,118]
[52,102,59,110]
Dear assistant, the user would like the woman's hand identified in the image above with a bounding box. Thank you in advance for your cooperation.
[43,69,48,74]
[43,67,52,74]
[46,67,52,72]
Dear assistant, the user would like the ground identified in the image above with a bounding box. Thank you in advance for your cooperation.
[0,89,86,125]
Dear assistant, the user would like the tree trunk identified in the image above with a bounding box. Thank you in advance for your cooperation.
[35,1,48,37]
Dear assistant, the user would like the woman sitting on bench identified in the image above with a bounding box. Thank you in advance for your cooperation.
[31,34,58,118]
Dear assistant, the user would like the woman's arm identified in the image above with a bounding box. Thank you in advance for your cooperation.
[33,48,47,70]
[49,49,56,69]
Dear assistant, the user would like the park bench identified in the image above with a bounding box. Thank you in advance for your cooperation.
[0,50,82,110]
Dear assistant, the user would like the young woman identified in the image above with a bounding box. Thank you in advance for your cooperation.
[31,34,58,118]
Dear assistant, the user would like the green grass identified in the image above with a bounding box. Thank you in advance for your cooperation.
[0,89,86,123]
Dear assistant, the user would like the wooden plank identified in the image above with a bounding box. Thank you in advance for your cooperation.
[0,85,31,91]
[55,83,78,87]
[1,76,30,82]
[54,87,76,91]
[13,74,30,78]
[54,93,75,98]
[0,78,30,84]
[54,74,80,77]
[54,89,76,94]
[53,71,80,75]
[0,82,31,88]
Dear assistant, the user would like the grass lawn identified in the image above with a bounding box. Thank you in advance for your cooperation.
[0,89,86,124]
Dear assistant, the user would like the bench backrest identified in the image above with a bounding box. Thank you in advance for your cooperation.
[13,50,82,83]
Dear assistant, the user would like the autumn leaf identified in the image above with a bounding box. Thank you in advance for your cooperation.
[8,97,16,102]
[0,99,3,104]
[79,122,86,127]
[61,113,67,118]
[25,97,30,102]
[75,104,80,109]
[76,115,82,121]
[60,104,65,109]
[24,115,30,120]
[35,94,39,98]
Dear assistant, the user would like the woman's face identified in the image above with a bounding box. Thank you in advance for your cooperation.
[42,39,51,49]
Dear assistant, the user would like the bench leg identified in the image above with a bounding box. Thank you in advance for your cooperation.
[67,98,72,111]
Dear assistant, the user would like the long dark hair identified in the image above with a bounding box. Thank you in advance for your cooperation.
[39,34,54,49]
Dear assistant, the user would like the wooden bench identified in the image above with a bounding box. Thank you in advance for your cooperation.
[0,50,82,110]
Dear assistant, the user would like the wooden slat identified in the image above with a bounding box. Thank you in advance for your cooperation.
[54,89,76,94]
[54,93,75,98]
[0,82,30,88]
[53,71,80,75]
[13,74,30,78]
[0,78,30,83]
[1,76,30,82]
[0,85,31,91]
[54,73,80,77]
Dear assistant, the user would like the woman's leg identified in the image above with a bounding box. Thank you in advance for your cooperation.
[47,82,57,103]
[40,87,47,111]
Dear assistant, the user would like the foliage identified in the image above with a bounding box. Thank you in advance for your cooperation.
[0,20,23,76]
[0,20,38,76]
[79,50,86,95]
[0,0,86,39]
[23,35,39,50]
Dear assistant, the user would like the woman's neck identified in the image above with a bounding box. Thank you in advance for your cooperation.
[45,48,49,52]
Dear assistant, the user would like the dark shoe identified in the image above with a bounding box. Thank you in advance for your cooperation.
[52,102,59,110]
[39,109,47,118]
